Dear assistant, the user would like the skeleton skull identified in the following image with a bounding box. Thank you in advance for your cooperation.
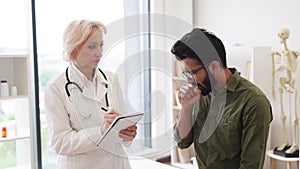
[278,28,290,43]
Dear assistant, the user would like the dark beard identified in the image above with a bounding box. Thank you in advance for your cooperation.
[194,71,212,96]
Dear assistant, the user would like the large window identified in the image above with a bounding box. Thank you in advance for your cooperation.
[35,0,151,168]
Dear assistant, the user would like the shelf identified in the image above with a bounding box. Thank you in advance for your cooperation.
[3,165,31,169]
[0,95,29,101]
[0,135,30,143]
[0,54,28,58]
[0,55,29,96]
[0,52,32,169]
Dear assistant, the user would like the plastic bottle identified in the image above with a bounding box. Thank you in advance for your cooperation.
[2,127,7,138]
[0,80,9,97]
[11,86,17,96]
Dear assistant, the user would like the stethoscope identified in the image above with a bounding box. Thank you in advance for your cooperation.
[64,67,109,107]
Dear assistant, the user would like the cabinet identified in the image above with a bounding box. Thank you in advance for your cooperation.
[171,60,197,169]
[0,54,32,169]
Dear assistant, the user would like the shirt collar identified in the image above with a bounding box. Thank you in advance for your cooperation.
[225,68,241,92]
[70,63,108,85]
[70,63,89,83]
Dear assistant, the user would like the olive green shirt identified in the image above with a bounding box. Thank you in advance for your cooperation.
[174,70,273,169]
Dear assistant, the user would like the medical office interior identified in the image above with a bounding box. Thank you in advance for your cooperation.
[0,0,299,169]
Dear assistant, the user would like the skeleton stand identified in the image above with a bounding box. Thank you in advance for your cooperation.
[272,28,299,156]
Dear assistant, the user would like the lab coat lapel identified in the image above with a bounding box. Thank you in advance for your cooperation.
[81,83,107,103]
[96,82,109,103]
[81,87,97,101]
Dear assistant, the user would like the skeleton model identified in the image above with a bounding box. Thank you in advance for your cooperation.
[272,28,299,154]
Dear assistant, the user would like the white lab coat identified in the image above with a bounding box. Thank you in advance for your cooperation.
[44,63,132,169]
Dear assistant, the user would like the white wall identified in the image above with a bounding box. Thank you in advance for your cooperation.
[193,0,300,168]
[251,47,273,169]
[194,0,300,76]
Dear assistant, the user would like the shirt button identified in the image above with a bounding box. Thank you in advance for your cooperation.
[207,145,215,154]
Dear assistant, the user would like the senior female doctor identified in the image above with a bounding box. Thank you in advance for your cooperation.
[44,20,137,169]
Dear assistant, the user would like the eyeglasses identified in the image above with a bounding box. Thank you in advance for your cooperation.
[182,66,205,79]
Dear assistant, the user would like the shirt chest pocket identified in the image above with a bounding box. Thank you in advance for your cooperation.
[217,118,241,154]
[218,118,239,131]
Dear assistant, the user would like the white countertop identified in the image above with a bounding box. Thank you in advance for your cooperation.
[130,158,179,169]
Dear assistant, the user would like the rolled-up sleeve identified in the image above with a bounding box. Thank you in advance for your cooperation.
[173,122,194,149]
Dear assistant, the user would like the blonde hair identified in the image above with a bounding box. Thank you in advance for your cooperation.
[63,20,106,61]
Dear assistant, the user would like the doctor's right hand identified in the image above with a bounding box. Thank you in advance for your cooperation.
[101,108,119,133]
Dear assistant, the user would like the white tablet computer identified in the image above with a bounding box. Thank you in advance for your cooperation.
[97,112,144,147]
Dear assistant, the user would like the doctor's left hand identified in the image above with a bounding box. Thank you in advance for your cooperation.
[119,125,137,141]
